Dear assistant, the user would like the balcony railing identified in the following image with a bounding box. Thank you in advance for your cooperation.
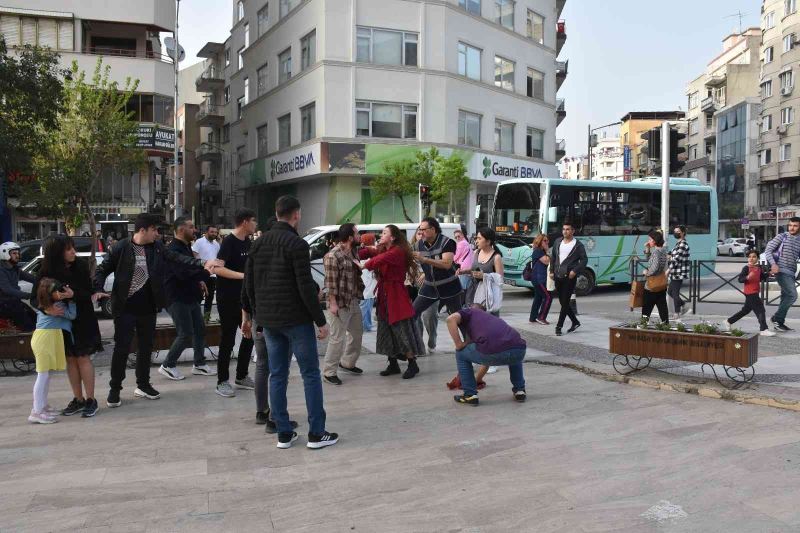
[195,102,224,126]
[196,143,222,161]
[80,46,173,64]
[556,139,566,152]
[556,98,565,112]
[556,19,567,54]
[701,96,721,112]
[556,60,568,77]
[196,65,225,92]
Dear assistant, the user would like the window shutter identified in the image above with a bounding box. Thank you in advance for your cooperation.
[38,18,57,49]
[57,20,73,50]
[21,17,36,45]
[0,15,20,46]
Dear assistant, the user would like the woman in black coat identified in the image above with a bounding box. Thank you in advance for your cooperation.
[32,235,103,417]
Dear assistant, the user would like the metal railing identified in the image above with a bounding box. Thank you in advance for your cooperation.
[196,102,223,122]
[196,65,223,84]
[80,47,173,64]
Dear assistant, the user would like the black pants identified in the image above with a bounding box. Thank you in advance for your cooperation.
[667,279,684,314]
[642,290,669,323]
[728,294,768,331]
[109,312,157,392]
[554,277,578,329]
[0,299,36,331]
[203,277,216,314]
[217,296,253,384]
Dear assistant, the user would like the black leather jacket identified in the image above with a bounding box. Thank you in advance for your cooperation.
[551,238,588,279]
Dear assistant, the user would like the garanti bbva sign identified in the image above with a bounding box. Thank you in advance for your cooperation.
[268,144,321,182]
[475,153,558,181]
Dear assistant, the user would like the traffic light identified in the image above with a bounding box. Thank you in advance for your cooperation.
[640,127,661,160]
[669,127,687,173]
[419,184,431,209]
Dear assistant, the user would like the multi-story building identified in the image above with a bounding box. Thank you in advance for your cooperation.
[620,111,684,180]
[758,0,800,239]
[589,131,623,181]
[196,0,568,234]
[0,1,176,241]
[682,28,760,187]
[559,155,587,180]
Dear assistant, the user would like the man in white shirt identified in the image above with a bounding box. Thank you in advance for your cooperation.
[192,225,220,319]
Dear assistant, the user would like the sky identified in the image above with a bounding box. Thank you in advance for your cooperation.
[175,0,760,159]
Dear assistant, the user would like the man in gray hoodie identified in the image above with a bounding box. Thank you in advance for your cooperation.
[0,242,36,331]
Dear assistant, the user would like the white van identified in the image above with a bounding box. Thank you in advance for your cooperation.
[303,222,462,287]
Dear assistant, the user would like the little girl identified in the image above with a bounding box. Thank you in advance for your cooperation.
[28,278,76,424]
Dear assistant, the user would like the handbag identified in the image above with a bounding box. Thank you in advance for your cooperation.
[522,255,534,282]
[630,280,644,308]
[645,271,668,292]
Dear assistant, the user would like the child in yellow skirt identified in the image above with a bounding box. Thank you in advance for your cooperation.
[29,278,76,424]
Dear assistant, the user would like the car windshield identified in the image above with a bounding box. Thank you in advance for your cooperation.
[492,182,542,241]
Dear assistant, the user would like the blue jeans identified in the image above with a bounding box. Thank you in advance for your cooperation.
[265,323,326,435]
[164,301,206,368]
[775,272,798,324]
[456,343,526,397]
[459,274,472,291]
[360,298,374,331]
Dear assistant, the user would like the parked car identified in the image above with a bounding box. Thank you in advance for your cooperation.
[17,237,105,268]
[717,238,749,256]
[19,252,113,318]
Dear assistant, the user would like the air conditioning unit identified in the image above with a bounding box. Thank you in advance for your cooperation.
[782,85,794,96]
[778,125,788,135]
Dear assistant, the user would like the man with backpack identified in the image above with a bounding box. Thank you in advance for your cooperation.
[764,216,800,332]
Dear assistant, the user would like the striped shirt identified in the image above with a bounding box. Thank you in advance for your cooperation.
[668,239,691,281]
[765,232,800,276]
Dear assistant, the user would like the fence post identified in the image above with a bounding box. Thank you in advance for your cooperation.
[691,260,697,315]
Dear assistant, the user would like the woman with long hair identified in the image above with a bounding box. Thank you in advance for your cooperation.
[359,225,425,379]
[463,227,504,309]
[32,235,103,417]
[528,233,552,324]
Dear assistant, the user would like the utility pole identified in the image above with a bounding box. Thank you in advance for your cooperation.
[173,0,182,219]
[661,121,670,234]
[586,124,591,180]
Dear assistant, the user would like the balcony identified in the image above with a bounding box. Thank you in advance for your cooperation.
[701,96,724,113]
[196,65,224,92]
[557,20,567,55]
[556,139,566,159]
[62,48,174,95]
[196,143,222,162]
[197,42,224,59]
[705,72,727,87]
[556,0,566,18]
[704,127,717,143]
[556,60,568,90]
[195,102,224,128]
[556,98,566,126]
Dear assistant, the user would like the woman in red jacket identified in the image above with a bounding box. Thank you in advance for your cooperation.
[359,225,425,379]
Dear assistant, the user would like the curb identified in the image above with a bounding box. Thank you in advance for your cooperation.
[530,359,800,413]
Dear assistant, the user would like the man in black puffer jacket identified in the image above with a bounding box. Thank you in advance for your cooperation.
[243,195,338,450]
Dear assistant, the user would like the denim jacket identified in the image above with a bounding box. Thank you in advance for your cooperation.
[35,301,77,334]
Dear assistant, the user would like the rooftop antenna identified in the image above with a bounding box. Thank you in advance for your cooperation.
[724,11,748,34]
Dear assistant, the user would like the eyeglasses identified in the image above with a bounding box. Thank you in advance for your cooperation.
[418,226,431,232]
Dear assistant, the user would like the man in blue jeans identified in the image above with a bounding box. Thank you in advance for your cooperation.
[446,305,527,406]
[243,195,338,449]
[765,216,800,332]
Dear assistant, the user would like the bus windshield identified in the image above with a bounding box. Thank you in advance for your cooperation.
[492,182,541,242]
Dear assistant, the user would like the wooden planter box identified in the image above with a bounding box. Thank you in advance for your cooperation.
[132,322,223,352]
[0,333,33,361]
[609,326,758,368]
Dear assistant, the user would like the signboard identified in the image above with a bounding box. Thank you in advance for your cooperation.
[757,209,800,220]
[136,123,175,153]
[741,223,750,230]
[267,143,321,182]
[623,145,631,171]
[470,153,559,182]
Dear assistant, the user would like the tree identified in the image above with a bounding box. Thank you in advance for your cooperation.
[372,159,419,223]
[432,153,470,217]
[26,58,145,261]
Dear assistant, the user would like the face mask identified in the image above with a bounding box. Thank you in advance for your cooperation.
[674,233,681,239]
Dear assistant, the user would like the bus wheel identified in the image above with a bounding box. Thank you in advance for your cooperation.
[575,271,595,297]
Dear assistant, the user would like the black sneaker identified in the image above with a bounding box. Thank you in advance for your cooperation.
[454,394,479,406]
[775,323,793,332]
[277,431,298,449]
[339,364,363,375]
[567,322,581,333]
[107,389,121,408]
[513,389,527,403]
[555,327,563,337]
[307,431,339,449]
[380,359,401,376]
[256,411,268,425]
[133,384,161,400]
[62,397,85,416]
[323,375,343,385]
[81,398,99,417]
[402,359,419,379]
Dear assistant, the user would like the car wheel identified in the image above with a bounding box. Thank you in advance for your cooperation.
[574,270,596,297]
[100,298,113,319]
[728,249,734,257]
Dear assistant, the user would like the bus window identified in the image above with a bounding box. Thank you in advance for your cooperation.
[670,191,710,234]
[492,182,542,240]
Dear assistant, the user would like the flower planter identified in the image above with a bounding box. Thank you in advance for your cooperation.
[0,332,33,361]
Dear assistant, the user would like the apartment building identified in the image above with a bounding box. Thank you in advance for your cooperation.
[590,136,624,181]
[0,1,176,241]
[196,0,568,234]
[620,111,685,180]
[758,0,800,240]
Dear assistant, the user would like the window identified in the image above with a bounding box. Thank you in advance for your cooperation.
[782,107,794,124]
[765,46,774,63]
[766,11,775,28]
[458,42,481,80]
[689,118,699,135]
[688,92,699,109]
[458,110,481,147]
[278,114,291,149]
[494,119,514,153]
[244,23,250,48]
[762,79,773,98]
[225,48,230,67]
[495,0,515,30]
[784,34,795,52]
[459,0,481,15]
[526,10,544,44]
[762,114,773,132]
[781,143,792,161]
[526,127,544,158]
[237,1,244,21]
[301,103,316,141]
[355,101,417,139]
[706,114,713,128]
[527,68,544,100]
[237,145,247,169]
[237,97,244,120]
[243,77,249,104]
[301,30,316,70]
[257,124,268,157]
[356,27,418,66]
[238,47,244,69]
[280,0,292,18]
[278,47,292,83]
[222,124,230,143]
[257,64,268,96]
[494,56,514,91]
[0,16,74,50]
[787,0,797,15]
[688,144,698,160]
[224,86,230,104]
[780,70,794,90]
[258,4,269,35]
[760,149,772,166]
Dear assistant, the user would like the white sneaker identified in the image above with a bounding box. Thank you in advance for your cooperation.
[760,329,777,337]
[192,364,217,376]
[679,306,690,317]
[722,321,731,332]
[486,366,498,374]
[28,411,57,424]
[159,365,185,381]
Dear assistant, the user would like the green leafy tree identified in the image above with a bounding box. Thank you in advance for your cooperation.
[26,58,145,260]
[372,159,419,223]
[432,153,470,217]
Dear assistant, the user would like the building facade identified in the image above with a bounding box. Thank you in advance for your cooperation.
[558,155,586,180]
[590,135,623,181]
[0,1,176,241]
[196,0,568,234]
[619,111,685,180]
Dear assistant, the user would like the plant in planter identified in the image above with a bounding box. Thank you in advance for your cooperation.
[730,328,745,337]
[655,321,671,331]
[675,322,688,333]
